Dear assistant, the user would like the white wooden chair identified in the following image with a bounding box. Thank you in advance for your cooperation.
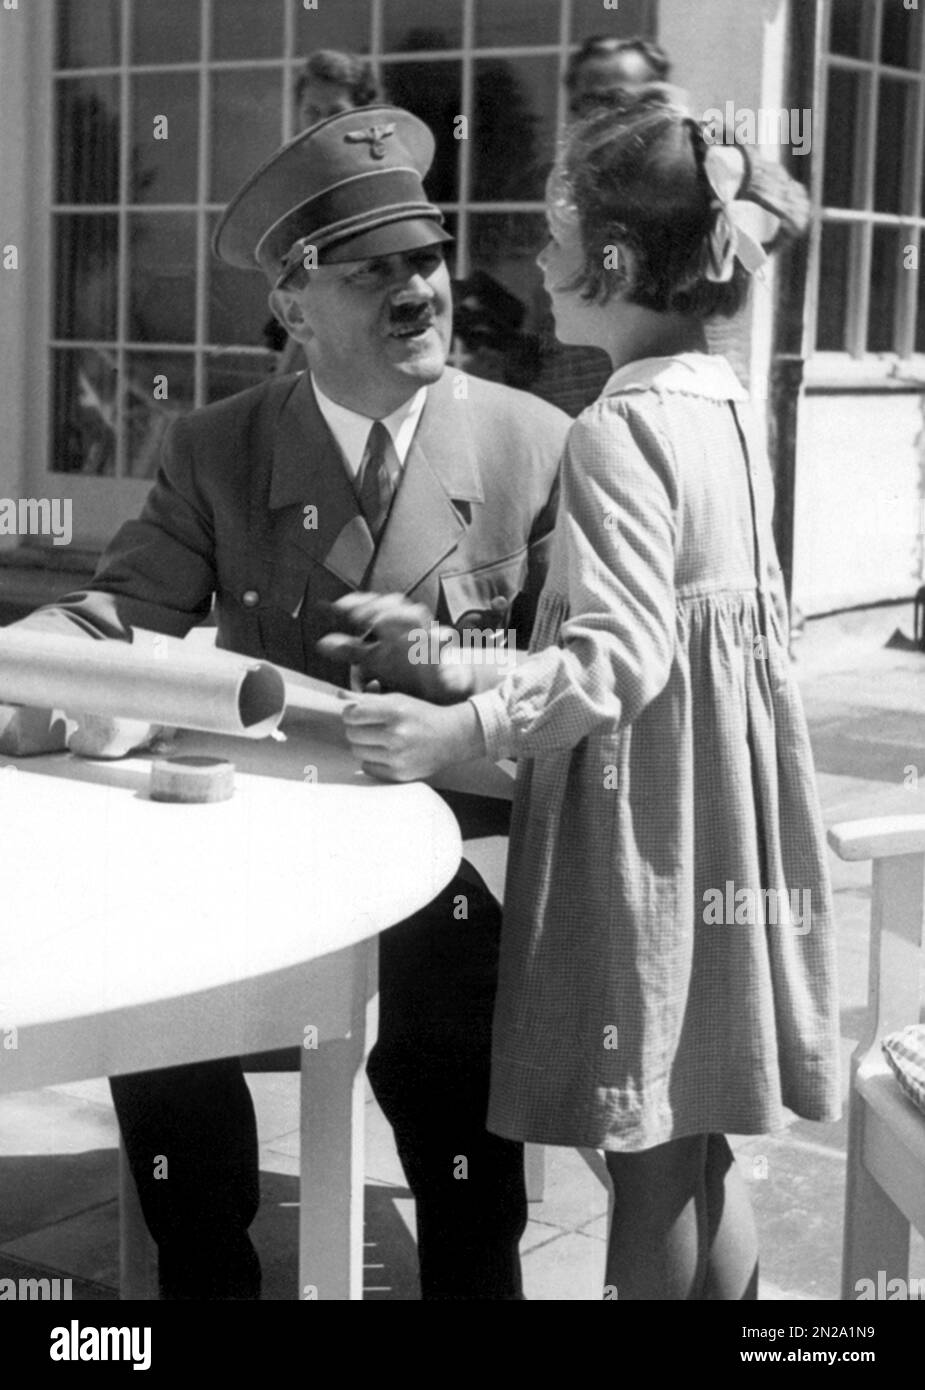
[828,816,925,1300]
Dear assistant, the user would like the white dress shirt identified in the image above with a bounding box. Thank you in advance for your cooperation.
[310,375,427,480]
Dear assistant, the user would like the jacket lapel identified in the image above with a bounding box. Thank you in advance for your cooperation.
[265,371,484,598]
[267,374,375,590]
[367,372,484,595]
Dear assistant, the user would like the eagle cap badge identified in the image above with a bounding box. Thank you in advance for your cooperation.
[344,122,397,160]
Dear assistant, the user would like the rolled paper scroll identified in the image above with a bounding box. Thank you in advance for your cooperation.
[164,629,348,724]
[0,628,286,739]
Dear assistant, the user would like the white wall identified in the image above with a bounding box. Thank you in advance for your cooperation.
[660,0,794,434]
[794,392,925,614]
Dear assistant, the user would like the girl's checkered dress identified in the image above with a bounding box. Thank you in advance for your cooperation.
[470,353,841,1150]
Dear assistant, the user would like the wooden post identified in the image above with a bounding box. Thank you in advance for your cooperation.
[768,353,804,608]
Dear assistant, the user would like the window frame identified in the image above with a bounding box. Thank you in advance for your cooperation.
[35,0,656,546]
[806,0,925,386]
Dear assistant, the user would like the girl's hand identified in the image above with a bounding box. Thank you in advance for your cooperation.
[342,692,485,782]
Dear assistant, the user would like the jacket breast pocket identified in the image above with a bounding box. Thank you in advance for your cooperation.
[438,551,529,643]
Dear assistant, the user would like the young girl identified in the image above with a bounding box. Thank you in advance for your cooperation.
[341,88,841,1301]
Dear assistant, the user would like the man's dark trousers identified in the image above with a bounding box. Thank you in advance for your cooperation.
[110,871,527,1300]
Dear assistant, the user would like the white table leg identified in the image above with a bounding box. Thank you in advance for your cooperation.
[298,939,378,1300]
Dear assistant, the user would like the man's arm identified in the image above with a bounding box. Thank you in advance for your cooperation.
[0,417,218,756]
[18,416,217,645]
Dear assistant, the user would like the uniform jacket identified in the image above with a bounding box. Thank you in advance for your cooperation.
[25,370,567,693]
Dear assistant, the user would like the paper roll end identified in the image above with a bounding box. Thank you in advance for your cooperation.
[150,756,235,803]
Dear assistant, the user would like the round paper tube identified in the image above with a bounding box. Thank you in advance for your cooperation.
[0,629,285,739]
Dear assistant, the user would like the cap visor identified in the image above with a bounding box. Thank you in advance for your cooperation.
[321,218,453,264]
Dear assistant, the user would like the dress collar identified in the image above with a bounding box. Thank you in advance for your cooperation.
[601,352,748,403]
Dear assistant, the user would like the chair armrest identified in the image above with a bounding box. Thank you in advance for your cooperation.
[828,816,925,862]
[831,820,925,1047]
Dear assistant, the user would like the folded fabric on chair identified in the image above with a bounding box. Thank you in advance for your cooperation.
[882,1025,925,1116]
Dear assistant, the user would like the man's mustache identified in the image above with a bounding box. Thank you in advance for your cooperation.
[388,301,434,326]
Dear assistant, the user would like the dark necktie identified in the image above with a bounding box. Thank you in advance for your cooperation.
[357,420,396,541]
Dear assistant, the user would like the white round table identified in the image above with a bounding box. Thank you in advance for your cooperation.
[0,719,462,1300]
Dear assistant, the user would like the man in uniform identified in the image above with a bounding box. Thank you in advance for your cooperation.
[0,108,569,1300]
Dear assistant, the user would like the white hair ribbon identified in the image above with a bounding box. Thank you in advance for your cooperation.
[702,144,780,283]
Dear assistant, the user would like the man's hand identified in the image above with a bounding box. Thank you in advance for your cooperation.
[342,691,486,782]
[317,592,475,703]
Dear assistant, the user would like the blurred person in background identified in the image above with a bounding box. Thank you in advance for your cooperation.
[295,48,381,128]
[528,35,674,418]
[564,35,671,119]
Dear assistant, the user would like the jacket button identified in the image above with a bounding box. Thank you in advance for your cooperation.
[241,589,260,608]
